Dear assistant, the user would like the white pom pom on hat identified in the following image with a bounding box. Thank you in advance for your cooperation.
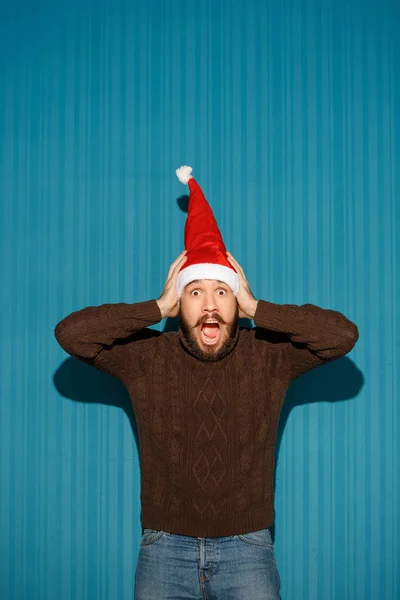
[175,165,193,185]
[175,166,239,299]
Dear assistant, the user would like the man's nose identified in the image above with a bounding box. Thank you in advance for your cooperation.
[202,294,218,312]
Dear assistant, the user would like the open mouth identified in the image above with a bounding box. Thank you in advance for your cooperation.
[200,321,221,345]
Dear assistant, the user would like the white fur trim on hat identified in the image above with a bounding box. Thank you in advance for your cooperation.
[176,263,239,299]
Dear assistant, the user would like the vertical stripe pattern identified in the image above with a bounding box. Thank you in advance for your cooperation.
[0,0,399,598]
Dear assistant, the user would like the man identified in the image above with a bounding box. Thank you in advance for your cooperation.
[54,166,359,599]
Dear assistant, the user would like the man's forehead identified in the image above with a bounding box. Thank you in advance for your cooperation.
[186,279,228,286]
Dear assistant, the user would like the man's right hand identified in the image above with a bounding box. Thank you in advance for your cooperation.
[156,250,187,319]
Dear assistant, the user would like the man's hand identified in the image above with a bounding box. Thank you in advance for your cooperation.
[157,250,187,319]
[226,252,258,319]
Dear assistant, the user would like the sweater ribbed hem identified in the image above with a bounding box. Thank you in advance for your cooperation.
[141,504,274,538]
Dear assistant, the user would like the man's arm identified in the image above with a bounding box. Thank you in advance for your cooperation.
[253,299,359,381]
[54,250,187,380]
[54,300,162,379]
[225,252,359,381]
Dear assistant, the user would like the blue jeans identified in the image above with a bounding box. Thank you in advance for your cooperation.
[134,527,281,599]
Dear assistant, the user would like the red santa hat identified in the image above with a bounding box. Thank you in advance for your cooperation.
[175,165,239,299]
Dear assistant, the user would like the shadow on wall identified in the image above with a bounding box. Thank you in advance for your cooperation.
[270,357,364,541]
[53,317,364,541]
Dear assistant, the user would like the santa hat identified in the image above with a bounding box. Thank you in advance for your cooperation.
[175,165,239,299]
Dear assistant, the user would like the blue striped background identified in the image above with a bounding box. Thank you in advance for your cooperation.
[1,0,399,598]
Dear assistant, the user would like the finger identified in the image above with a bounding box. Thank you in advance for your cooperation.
[170,254,187,279]
[172,250,187,267]
[233,258,246,280]
[226,251,240,268]
[168,250,187,278]
[226,253,245,279]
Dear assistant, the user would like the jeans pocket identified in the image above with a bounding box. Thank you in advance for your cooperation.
[140,528,166,546]
[237,528,274,548]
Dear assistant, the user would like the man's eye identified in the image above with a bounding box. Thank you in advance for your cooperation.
[217,289,226,295]
[191,290,200,296]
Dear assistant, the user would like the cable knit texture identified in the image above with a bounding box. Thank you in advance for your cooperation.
[54,298,358,537]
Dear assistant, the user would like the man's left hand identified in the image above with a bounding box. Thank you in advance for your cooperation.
[226,252,258,319]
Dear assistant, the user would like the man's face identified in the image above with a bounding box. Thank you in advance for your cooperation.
[178,279,239,361]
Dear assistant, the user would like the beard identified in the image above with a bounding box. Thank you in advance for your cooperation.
[178,305,239,362]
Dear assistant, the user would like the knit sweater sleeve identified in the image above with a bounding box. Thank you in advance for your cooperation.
[253,299,359,381]
[54,299,162,380]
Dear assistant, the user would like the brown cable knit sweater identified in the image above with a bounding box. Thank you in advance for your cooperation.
[54,299,358,537]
